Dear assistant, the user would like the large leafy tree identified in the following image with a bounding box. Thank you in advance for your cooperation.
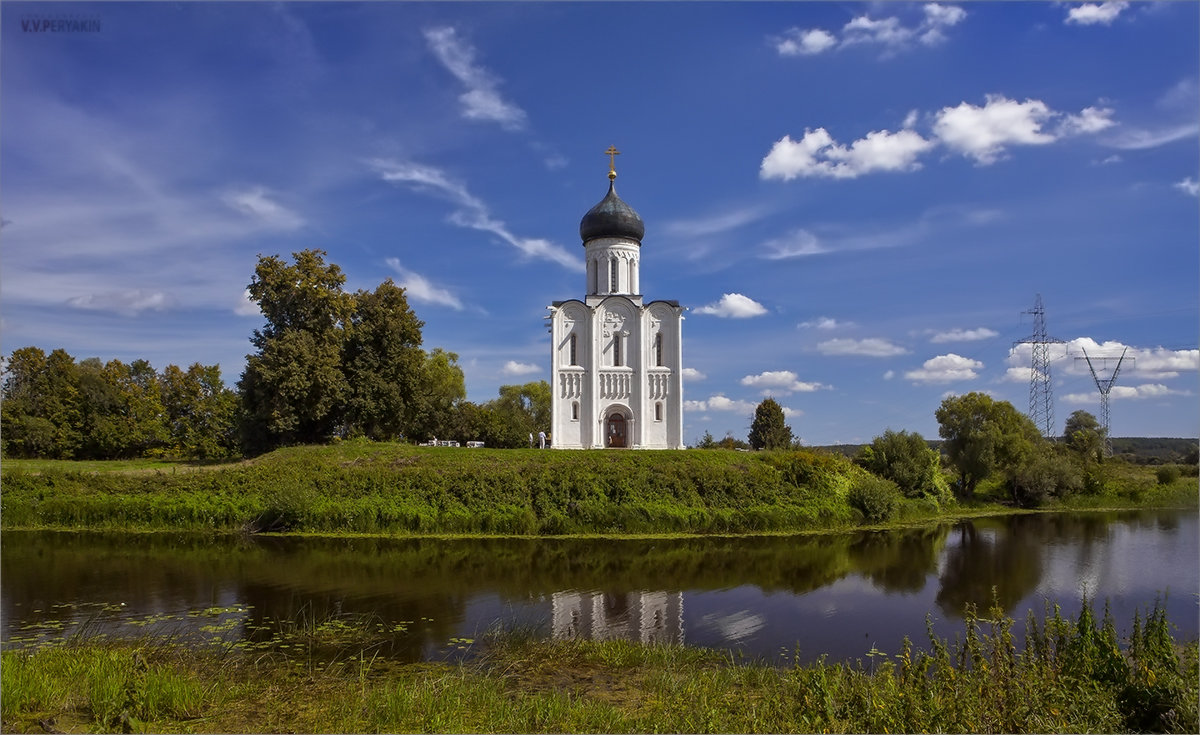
[748,398,793,450]
[1,347,81,458]
[935,392,1041,498]
[160,363,240,459]
[343,279,427,440]
[1063,409,1106,464]
[857,429,948,499]
[239,250,355,452]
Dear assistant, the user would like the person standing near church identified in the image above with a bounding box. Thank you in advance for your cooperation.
[529,432,534,448]
[538,430,546,449]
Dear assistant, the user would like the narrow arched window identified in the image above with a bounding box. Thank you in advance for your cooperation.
[655,402,663,421]
[613,334,622,367]
[610,258,619,292]
[654,333,663,367]
[572,401,579,420]
[569,333,577,365]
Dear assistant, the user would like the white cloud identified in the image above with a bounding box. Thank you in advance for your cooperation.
[385,257,464,310]
[663,205,768,238]
[235,289,261,317]
[1058,106,1117,136]
[800,316,851,330]
[1103,123,1200,150]
[693,293,768,318]
[931,327,998,343]
[681,367,706,381]
[932,95,1057,164]
[501,360,540,376]
[1006,337,1198,380]
[775,28,837,56]
[760,127,934,181]
[221,186,304,230]
[423,27,527,130]
[883,370,896,380]
[372,159,581,271]
[762,229,828,259]
[1065,2,1129,26]
[685,394,759,414]
[1174,177,1199,196]
[905,353,983,383]
[817,338,909,357]
[1063,384,1190,404]
[775,3,965,58]
[66,289,172,316]
[740,370,827,394]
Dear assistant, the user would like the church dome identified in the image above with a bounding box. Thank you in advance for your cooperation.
[580,181,644,244]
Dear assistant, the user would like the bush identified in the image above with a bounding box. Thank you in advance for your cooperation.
[1156,465,1181,485]
[846,476,900,523]
[1009,449,1082,508]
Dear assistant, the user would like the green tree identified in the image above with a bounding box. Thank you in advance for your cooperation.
[408,348,468,441]
[935,392,1041,498]
[856,429,949,500]
[473,381,552,448]
[160,363,239,459]
[2,347,82,458]
[239,250,355,452]
[343,279,427,440]
[748,398,792,450]
[1064,409,1106,464]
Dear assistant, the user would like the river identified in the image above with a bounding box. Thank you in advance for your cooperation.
[2,509,1195,664]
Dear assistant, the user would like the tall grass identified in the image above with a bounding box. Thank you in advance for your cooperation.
[3,600,1195,733]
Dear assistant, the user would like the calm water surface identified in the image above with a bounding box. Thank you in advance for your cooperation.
[2,509,1196,664]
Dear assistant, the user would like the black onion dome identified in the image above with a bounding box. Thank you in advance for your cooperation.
[579,181,644,244]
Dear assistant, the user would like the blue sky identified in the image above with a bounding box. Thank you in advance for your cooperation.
[2,1,1197,445]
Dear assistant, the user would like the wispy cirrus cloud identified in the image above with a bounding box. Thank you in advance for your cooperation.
[385,257,464,310]
[423,26,527,131]
[817,338,909,357]
[372,159,581,271]
[662,205,770,238]
[931,327,998,343]
[221,186,304,230]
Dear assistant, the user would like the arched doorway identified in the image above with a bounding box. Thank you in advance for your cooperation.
[606,413,627,448]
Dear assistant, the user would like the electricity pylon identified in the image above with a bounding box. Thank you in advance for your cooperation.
[1014,294,1064,438]
[1076,347,1133,456]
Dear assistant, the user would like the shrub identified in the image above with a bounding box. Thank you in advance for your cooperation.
[846,476,900,523]
[1155,465,1181,485]
[1009,449,1082,508]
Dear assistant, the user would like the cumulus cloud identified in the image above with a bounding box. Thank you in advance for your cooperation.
[372,159,581,271]
[235,289,261,317]
[681,367,706,381]
[817,338,909,357]
[905,354,983,382]
[423,27,527,130]
[1175,177,1199,196]
[1065,2,1128,26]
[66,289,172,316]
[385,258,464,310]
[501,360,540,376]
[685,394,759,414]
[762,94,1114,179]
[693,293,768,318]
[760,127,934,180]
[220,186,304,230]
[740,370,827,395]
[931,327,998,343]
[1006,337,1198,380]
[1063,384,1190,404]
[775,3,965,57]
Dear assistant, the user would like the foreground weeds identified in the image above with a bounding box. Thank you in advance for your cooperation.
[3,600,1195,733]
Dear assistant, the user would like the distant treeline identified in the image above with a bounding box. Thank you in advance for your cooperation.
[818,437,1198,466]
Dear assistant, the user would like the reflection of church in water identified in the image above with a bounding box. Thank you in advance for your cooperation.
[551,590,684,644]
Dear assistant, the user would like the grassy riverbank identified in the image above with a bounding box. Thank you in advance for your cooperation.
[2,602,1195,734]
[2,441,1195,536]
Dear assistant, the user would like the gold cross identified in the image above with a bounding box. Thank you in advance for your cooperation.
[605,145,620,179]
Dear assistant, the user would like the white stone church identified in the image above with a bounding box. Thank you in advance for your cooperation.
[547,152,684,449]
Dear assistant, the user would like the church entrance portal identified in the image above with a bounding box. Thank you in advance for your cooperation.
[606,414,627,448]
